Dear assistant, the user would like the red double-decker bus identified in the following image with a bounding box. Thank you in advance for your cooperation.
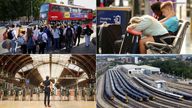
[40,3,94,27]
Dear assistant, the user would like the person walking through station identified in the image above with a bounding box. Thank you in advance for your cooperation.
[40,76,53,107]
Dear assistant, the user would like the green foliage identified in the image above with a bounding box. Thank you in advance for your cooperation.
[140,59,192,79]
[0,0,56,21]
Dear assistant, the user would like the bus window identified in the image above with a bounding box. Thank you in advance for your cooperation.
[52,5,60,12]
[81,9,92,14]
[60,6,70,12]
[64,7,70,12]
[60,6,65,12]
[71,8,78,13]
[81,9,88,13]
[40,4,49,13]
[86,9,92,14]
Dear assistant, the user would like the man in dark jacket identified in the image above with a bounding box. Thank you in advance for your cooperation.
[40,76,53,107]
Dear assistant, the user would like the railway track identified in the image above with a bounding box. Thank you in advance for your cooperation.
[97,69,192,108]
[133,76,192,108]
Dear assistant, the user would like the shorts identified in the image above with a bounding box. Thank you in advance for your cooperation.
[153,33,173,44]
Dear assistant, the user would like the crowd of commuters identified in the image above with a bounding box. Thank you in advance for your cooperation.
[2,23,93,54]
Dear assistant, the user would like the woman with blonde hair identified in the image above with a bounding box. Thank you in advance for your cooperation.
[127,15,169,54]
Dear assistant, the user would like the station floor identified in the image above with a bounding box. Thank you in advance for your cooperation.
[0,101,96,108]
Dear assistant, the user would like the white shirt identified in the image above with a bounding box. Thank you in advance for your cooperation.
[39,32,48,43]
[63,26,75,36]
[33,29,39,40]
[52,28,60,39]
[133,15,168,36]
[11,28,17,40]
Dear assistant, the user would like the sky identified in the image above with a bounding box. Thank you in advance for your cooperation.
[56,0,96,9]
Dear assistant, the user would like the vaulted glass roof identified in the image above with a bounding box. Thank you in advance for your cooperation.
[17,54,85,81]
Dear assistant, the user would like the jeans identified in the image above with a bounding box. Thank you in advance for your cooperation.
[44,91,50,106]
[76,34,81,46]
[11,40,17,54]
[54,38,60,50]
[65,36,72,52]
[85,35,90,47]
[39,42,46,54]
[46,38,51,52]
[28,46,36,54]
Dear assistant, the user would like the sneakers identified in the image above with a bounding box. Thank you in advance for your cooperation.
[45,105,51,107]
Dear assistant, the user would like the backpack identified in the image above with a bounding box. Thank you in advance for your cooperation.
[66,27,73,37]
[3,31,7,40]
[43,80,51,92]
[37,33,44,44]
[45,29,52,38]
[7,30,14,40]
[27,36,35,49]
[86,28,93,36]
[76,26,82,34]
[17,36,25,46]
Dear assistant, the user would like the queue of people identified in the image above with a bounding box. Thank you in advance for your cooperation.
[2,23,94,54]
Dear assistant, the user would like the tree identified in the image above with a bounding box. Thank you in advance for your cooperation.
[0,0,56,21]
[141,59,192,79]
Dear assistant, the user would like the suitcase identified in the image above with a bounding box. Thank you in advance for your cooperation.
[119,32,140,54]
[98,24,122,54]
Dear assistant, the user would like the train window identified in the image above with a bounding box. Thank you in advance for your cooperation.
[52,5,60,12]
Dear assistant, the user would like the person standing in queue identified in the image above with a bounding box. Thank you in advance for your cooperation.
[83,25,93,47]
[52,25,60,51]
[40,76,53,107]
[75,23,82,46]
[8,24,17,54]
[26,28,36,54]
[63,24,75,53]
[37,27,48,54]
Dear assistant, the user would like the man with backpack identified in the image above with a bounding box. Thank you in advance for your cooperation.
[37,27,48,54]
[63,24,75,53]
[8,24,17,54]
[74,23,82,46]
[40,76,53,107]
